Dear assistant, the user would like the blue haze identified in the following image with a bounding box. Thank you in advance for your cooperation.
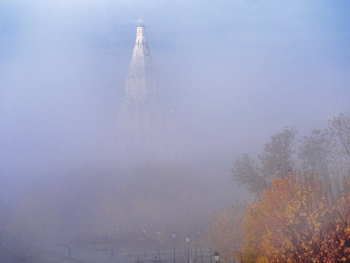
[0,0,349,212]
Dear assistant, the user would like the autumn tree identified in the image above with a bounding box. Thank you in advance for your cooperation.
[231,114,350,262]
[238,174,350,263]
[208,203,245,263]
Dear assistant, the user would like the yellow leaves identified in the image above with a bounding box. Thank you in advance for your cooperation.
[340,239,345,246]
[209,203,244,263]
[341,257,347,261]
[256,256,269,263]
[239,174,350,263]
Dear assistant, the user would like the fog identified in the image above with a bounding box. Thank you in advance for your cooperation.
[0,0,349,257]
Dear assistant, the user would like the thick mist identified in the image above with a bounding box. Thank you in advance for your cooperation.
[0,0,350,255]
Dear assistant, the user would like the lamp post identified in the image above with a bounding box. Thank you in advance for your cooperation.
[92,227,96,248]
[213,251,220,263]
[156,231,161,261]
[143,230,147,258]
[115,228,119,252]
[172,234,176,263]
[186,238,190,263]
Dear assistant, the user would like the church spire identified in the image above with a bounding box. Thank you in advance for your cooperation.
[125,22,158,102]
[119,22,163,136]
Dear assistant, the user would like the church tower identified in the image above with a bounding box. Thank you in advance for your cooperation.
[119,22,163,139]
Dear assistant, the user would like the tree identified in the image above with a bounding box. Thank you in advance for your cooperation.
[297,114,350,178]
[326,114,350,177]
[231,114,350,262]
[258,127,296,180]
[238,174,350,263]
[231,154,266,196]
[231,127,296,196]
[208,203,245,263]
[298,129,330,176]
[328,113,350,159]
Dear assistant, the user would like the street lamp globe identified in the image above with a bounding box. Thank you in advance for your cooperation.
[156,231,161,261]
[143,230,147,257]
[213,251,220,263]
[185,238,190,263]
[172,234,176,263]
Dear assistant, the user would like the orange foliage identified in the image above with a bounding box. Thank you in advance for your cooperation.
[209,203,244,262]
[239,174,350,263]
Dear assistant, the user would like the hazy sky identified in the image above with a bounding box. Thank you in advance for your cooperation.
[0,0,349,189]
